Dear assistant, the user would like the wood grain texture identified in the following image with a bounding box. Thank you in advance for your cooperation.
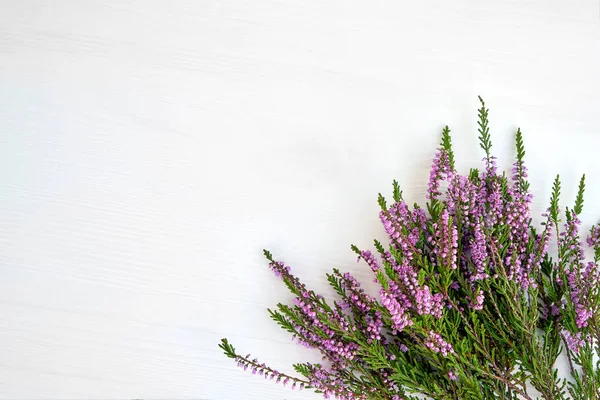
[0,0,599,398]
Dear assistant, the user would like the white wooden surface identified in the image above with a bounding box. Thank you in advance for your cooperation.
[1,1,600,399]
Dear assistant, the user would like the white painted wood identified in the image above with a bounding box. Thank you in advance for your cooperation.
[1,0,599,398]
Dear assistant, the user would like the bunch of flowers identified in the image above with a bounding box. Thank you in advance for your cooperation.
[219,98,600,400]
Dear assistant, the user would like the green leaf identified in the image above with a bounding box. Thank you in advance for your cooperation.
[268,308,298,335]
[574,174,585,215]
[550,175,561,224]
[393,179,403,202]
[263,249,273,261]
[477,96,492,161]
[514,128,530,193]
[515,128,525,163]
[378,193,387,211]
[440,125,455,171]
[374,239,385,255]
[218,338,237,359]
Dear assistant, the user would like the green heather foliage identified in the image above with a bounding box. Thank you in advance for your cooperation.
[220,98,600,400]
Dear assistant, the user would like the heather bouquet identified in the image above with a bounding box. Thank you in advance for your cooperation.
[219,98,600,400]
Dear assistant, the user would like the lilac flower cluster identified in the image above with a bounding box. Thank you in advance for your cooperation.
[481,158,503,228]
[373,241,443,333]
[337,271,383,343]
[428,150,452,201]
[269,260,359,364]
[446,174,478,228]
[360,249,380,275]
[559,216,593,330]
[381,283,413,333]
[587,225,600,248]
[469,222,488,282]
[293,293,359,361]
[469,289,485,311]
[536,208,555,261]
[504,177,534,289]
[432,209,458,270]
[415,286,444,318]
[562,330,585,354]
[306,364,368,400]
[424,331,455,356]
[234,354,307,389]
[381,201,419,261]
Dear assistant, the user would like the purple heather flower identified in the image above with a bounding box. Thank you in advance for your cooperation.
[415,285,444,318]
[448,371,458,381]
[539,304,549,319]
[583,261,600,283]
[561,214,585,265]
[479,169,503,227]
[293,294,358,362]
[380,201,421,261]
[563,330,585,354]
[433,210,458,269]
[587,225,600,247]
[428,149,452,200]
[359,249,380,274]
[503,182,533,285]
[381,284,413,333]
[485,155,498,177]
[424,331,454,356]
[411,207,428,231]
[446,174,478,228]
[469,289,485,311]
[470,222,489,282]
[366,312,384,343]
[307,364,367,400]
[576,306,593,329]
[512,159,529,182]
[556,213,595,330]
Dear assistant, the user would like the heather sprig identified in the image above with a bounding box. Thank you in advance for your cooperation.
[220,99,600,400]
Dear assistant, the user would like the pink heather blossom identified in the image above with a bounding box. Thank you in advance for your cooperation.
[563,330,585,354]
[424,331,455,356]
[428,149,452,200]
